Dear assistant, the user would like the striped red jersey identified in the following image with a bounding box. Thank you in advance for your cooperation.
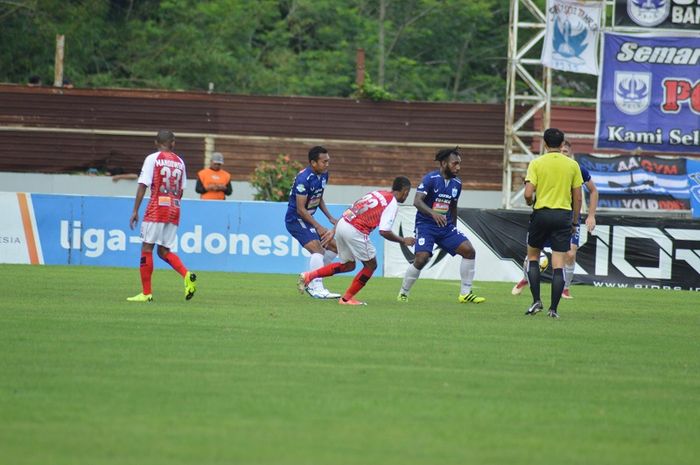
[137,151,188,225]
[342,190,398,235]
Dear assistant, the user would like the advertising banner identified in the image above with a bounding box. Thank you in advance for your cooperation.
[595,33,700,154]
[384,206,527,282]
[0,193,386,275]
[687,158,700,217]
[575,153,690,211]
[541,0,602,75]
[455,209,700,291]
[615,0,700,30]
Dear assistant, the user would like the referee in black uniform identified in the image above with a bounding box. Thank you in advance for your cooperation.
[524,128,583,318]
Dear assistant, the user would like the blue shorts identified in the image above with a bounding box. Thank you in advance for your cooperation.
[543,224,580,249]
[414,222,469,256]
[285,219,320,247]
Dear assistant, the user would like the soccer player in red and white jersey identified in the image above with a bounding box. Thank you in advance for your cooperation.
[297,176,415,305]
[126,130,197,302]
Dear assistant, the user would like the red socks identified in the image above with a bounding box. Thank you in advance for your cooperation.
[162,252,187,277]
[308,261,355,280]
[343,266,374,301]
[140,251,153,295]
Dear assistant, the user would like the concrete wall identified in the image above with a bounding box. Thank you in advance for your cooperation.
[0,172,503,208]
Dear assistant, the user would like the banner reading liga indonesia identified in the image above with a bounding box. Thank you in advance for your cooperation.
[541,0,601,75]
[595,33,700,154]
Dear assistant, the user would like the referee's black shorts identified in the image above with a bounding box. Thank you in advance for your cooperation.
[527,208,572,252]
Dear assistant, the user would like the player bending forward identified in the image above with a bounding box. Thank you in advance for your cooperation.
[298,176,415,305]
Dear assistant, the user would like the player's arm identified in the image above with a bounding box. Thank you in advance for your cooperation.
[129,183,148,230]
[379,229,415,246]
[223,180,232,196]
[524,181,536,206]
[584,179,598,232]
[195,175,206,194]
[319,197,337,225]
[449,201,458,226]
[414,191,446,227]
[295,194,325,233]
[571,187,582,232]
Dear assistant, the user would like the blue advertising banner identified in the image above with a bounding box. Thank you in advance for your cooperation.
[28,195,386,275]
[595,33,700,154]
[688,158,700,218]
[575,153,690,211]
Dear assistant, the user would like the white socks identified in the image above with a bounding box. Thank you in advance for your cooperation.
[564,262,575,289]
[460,258,476,295]
[400,264,421,295]
[310,252,325,290]
[323,249,336,265]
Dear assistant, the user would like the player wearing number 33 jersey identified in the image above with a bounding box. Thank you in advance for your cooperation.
[126,130,197,304]
[138,149,187,225]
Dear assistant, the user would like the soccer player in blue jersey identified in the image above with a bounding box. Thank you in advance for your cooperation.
[397,147,486,304]
[285,146,341,299]
[512,140,598,299]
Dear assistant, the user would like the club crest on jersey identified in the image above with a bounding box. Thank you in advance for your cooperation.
[627,0,669,27]
[296,184,306,193]
[614,71,651,115]
[321,178,327,188]
[451,187,458,197]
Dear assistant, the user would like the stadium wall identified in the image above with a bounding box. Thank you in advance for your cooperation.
[0,84,512,191]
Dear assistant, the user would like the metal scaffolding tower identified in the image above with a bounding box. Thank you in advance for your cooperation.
[502,0,612,209]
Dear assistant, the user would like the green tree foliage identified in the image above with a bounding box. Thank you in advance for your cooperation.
[0,0,521,102]
[250,154,302,201]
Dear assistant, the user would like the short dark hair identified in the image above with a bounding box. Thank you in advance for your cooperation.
[308,146,328,162]
[435,147,461,163]
[392,176,411,192]
[543,128,565,149]
[156,129,175,144]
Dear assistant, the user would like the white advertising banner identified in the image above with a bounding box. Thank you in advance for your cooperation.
[0,192,42,264]
[383,206,523,282]
[541,0,602,75]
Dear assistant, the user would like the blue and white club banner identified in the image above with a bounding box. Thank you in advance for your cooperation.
[596,33,700,154]
[688,158,700,218]
[541,0,602,75]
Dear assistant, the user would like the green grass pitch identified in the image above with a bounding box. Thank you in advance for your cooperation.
[1,264,698,465]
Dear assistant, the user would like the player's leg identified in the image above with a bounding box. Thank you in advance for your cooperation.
[127,240,155,302]
[154,223,197,300]
[299,220,356,293]
[397,224,433,301]
[337,224,377,305]
[339,257,375,306]
[286,220,339,299]
[524,211,546,315]
[546,212,573,318]
[430,226,484,304]
[562,227,580,299]
[511,255,529,295]
[451,238,485,304]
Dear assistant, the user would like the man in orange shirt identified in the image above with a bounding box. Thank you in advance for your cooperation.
[196,152,232,200]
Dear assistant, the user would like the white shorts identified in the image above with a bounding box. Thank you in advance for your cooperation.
[335,218,376,263]
[140,221,178,249]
